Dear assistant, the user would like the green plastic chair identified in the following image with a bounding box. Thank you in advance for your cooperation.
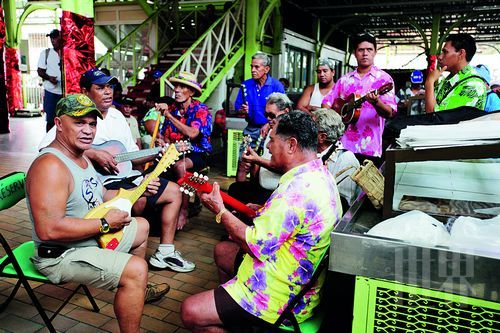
[0,172,99,333]
[272,248,329,333]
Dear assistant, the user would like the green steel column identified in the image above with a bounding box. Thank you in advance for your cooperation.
[271,3,282,54]
[427,14,441,72]
[3,0,18,47]
[61,0,94,18]
[313,18,320,60]
[244,0,259,80]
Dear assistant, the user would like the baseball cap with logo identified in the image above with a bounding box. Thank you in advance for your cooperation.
[80,68,119,88]
[56,94,103,119]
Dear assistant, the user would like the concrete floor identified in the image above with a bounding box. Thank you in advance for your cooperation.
[0,116,232,332]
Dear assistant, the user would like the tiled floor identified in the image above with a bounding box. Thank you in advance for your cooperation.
[0,116,232,332]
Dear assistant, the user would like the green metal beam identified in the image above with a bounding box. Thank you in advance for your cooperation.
[15,4,59,48]
[244,0,259,80]
[136,0,153,16]
[199,46,245,102]
[257,0,280,43]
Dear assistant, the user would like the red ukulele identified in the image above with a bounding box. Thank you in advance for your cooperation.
[332,82,393,124]
[177,172,256,218]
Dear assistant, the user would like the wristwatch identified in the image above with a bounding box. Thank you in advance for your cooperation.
[215,208,228,224]
[99,218,110,234]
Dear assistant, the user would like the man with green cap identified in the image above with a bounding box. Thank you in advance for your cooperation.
[26,94,167,333]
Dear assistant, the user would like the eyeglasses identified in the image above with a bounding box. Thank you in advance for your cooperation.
[265,112,277,120]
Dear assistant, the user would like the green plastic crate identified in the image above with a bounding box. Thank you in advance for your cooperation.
[353,276,500,333]
[226,129,244,177]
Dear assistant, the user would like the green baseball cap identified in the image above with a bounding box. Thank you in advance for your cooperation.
[56,94,103,119]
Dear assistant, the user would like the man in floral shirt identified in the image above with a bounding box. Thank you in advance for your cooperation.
[181,111,342,331]
[425,33,487,113]
[323,34,396,162]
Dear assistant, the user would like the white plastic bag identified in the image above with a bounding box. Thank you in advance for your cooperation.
[367,210,450,247]
[449,215,500,259]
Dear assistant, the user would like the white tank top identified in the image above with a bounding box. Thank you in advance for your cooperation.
[310,83,325,107]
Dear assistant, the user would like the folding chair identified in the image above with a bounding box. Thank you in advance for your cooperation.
[272,248,330,333]
[0,172,99,333]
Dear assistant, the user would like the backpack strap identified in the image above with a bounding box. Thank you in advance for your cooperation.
[45,48,51,66]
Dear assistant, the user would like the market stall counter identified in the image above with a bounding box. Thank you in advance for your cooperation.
[329,143,500,332]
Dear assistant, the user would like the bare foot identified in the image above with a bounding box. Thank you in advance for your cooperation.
[177,207,188,230]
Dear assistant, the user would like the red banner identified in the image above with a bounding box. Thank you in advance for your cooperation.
[5,47,23,115]
[0,4,10,133]
[61,10,95,94]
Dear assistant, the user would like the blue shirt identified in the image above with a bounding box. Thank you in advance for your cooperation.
[234,75,285,127]
[485,91,500,112]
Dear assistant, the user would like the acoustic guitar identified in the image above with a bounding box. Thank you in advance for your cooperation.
[177,172,257,218]
[91,140,187,183]
[84,142,191,250]
[332,82,393,124]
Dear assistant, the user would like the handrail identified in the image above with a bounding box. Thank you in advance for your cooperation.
[160,0,245,102]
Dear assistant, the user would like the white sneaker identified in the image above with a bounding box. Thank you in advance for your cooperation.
[149,250,195,272]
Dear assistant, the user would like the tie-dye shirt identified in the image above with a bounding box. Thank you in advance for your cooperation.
[223,158,342,324]
[324,66,397,157]
[160,99,212,153]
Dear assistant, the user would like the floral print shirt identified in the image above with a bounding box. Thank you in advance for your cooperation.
[223,159,342,324]
[325,66,397,157]
[160,99,212,154]
[435,65,487,112]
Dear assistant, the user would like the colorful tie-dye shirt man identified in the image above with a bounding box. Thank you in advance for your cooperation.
[223,158,342,324]
[323,66,396,157]
[160,99,212,154]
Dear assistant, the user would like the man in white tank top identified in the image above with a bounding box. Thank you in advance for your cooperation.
[297,57,336,114]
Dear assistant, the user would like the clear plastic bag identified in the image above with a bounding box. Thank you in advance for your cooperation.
[449,215,500,259]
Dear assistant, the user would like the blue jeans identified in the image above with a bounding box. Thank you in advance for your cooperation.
[44,90,62,132]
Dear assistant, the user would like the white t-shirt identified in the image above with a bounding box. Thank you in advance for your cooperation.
[318,143,360,205]
[37,48,62,95]
[126,116,141,142]
[258,133,281,190]
[39,107,138,153]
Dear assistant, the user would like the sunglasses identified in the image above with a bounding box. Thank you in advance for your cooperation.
[265,112,277,120]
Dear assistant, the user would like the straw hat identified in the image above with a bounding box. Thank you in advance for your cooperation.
[169,71,202,97]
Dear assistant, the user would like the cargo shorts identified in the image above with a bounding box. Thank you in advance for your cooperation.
[32,218,138,290]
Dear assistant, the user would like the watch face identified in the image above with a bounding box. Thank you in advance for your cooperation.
[100,218,110,233]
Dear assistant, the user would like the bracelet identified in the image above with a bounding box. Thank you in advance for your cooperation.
[215,208,228,224]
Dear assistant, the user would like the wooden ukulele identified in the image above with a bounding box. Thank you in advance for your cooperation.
[332,82,393,124]
[177,172,257,218]
[85,141,191,250]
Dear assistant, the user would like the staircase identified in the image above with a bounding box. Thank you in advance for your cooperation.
[123,0,246,106]
[125,39,195,105]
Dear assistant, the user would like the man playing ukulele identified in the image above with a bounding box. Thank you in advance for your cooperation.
[323,34,396,165]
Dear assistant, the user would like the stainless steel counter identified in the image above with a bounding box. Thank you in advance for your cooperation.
[329,195,500,303]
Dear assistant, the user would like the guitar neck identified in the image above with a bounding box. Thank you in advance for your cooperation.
[219,191,256,218]
[114,147,161,163]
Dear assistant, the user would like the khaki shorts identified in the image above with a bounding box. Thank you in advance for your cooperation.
[32,218,138,290]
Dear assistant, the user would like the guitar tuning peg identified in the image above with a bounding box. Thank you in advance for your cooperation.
[179,187,185,192]
[193,172,199,177]
[188,191,194,197]
[203,175,208,181]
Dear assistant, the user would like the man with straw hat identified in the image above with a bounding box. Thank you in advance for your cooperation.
[152,71,212,264]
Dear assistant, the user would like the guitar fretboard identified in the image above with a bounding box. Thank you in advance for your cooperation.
[114,147,162,163]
